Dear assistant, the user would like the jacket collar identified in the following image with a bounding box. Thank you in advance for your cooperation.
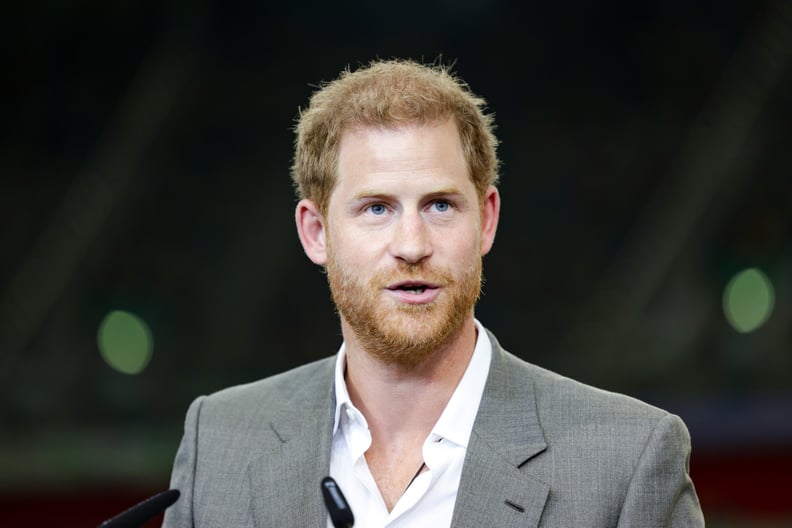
[451,330,549,527]
[247,358,337,528]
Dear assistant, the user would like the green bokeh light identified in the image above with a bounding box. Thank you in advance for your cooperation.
[722,268,775,333]
[98,310,153,374]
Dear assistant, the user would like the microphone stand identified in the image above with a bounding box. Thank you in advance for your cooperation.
[97,489,180,528]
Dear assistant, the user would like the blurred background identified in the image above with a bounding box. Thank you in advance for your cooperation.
[2,0,790,526]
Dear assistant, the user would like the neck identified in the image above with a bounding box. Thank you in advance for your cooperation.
[341,316,478,438]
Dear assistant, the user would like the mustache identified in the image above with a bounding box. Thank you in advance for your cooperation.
[371,262,455,287]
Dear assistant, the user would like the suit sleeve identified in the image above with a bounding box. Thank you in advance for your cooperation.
[162,396,205,528]
[616,413,705,527]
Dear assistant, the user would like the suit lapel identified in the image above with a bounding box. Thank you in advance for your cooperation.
[451,332,550,527]
[247,359,337,528]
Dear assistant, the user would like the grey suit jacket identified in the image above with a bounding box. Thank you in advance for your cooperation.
[163,330,704,527]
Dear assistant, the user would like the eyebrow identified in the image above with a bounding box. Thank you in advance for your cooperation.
[351,186,466,201]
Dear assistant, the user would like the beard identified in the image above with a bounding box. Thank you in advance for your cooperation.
[326,251,483,368]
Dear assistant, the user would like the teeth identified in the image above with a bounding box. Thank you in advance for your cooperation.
[402,286,426,294]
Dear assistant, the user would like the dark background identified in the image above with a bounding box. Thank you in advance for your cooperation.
[2,0,791,526]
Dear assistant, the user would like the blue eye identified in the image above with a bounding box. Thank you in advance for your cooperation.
[369,203,387,215]
[432,200,451,212]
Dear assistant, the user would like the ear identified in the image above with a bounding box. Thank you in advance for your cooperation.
[295,199,328,265]
[480,185,500,256]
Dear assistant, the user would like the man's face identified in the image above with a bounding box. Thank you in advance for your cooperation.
[320,119,499,367]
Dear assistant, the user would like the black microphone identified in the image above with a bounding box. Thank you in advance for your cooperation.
[97,489,180,528]
[321,477,354,528]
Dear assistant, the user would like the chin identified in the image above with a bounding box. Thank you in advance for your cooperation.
[359,308,469,368]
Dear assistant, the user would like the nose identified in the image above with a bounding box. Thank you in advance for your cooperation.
[388,210,432,264]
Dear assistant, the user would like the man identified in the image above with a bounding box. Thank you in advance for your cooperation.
[163,60,704,527]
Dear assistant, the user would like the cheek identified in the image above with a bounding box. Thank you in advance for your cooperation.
[330,232,384,267]
[447,222,483,254]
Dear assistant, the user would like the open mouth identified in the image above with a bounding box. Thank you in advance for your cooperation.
[398,284,427,294]
[388,282,437,294]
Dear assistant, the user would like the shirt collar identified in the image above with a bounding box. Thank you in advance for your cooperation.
[332,319,492,447]
[430,319,491,447]
[332,342,354,436]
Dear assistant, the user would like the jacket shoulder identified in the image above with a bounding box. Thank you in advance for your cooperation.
[489,343,699,525]
[498,346,670,426]
[198,356,336,423]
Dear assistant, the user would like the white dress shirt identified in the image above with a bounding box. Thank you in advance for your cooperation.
[328,319,492,528]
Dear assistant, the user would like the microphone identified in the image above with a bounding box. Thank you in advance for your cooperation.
[97,489,180,528]
[321,477,354,528]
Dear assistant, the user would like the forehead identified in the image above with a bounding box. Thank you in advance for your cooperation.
[334,119,469,191]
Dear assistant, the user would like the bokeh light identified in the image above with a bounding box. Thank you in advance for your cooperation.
[722,268,775,333]
[97,310,153,374]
